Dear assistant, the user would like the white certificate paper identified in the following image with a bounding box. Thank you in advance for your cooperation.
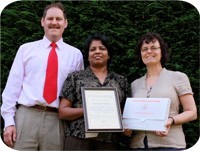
[122,98,171,131]
[81,87,123,132]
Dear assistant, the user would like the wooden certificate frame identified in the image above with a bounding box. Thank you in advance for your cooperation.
[81,87,123,132]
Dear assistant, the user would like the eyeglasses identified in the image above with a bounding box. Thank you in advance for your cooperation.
[141,47,160,52]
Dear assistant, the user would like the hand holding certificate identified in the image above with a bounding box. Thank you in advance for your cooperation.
[122,98,171,132]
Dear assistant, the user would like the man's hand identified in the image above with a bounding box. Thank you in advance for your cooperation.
[3,125,16,148]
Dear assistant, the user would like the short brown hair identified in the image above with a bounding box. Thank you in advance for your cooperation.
[135,32,169,67]
[42,2,67,19]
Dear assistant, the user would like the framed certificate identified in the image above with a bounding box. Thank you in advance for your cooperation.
[81,87,123,132]
[122,98,171,132]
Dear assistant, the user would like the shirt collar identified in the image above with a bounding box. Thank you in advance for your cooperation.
[42,36,64,50]
[144,67,166,79]
[85,67,94,77]
[85,66,113,78]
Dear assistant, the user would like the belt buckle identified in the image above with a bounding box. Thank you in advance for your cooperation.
[44,105,47,111]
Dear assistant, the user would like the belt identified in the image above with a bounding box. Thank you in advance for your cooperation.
[28,104,58,113]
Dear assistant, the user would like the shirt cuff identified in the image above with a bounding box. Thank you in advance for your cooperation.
[4,116,15,129]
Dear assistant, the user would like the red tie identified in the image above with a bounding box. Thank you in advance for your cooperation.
[43,42,58,104]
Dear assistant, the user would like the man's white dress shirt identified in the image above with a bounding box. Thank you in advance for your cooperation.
[1,36,84,128]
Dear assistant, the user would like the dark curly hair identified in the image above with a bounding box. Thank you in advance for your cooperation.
[135,32,169,67]
[83,33,114,67]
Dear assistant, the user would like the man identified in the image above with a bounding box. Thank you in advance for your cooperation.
[1,2,84,150]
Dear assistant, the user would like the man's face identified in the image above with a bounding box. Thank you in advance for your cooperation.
[41,7,67,42]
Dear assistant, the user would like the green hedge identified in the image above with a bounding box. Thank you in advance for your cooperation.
[1,0,199,149]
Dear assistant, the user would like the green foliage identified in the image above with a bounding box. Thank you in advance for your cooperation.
[1,0,199,149]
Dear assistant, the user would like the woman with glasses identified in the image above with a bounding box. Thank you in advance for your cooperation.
[126,32,197,150]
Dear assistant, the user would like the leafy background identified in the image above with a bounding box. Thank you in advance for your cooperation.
[1,0,199,149]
